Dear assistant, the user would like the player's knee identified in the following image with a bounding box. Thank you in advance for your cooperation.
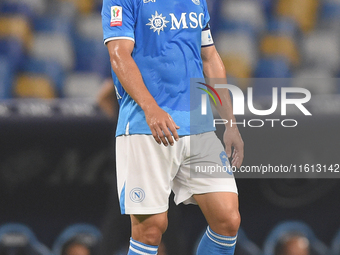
[133,214,168,245]
[154,215,168,235]
[227,210,241,234]
[143,222,167,245]
[213,209,240,236]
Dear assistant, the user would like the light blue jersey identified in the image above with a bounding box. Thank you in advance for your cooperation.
[102,0,215,136]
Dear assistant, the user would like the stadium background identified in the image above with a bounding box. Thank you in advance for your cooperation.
[0,0,340,254]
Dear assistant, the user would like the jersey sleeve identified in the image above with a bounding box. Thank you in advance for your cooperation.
[101,0,136,44]
[201,0,210,28]
[200,0,213,47]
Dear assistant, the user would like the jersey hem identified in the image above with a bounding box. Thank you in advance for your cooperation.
[104,36,135,45]
[201,43,214,48]
[115,128,216,137]
[123,205,169,215]
[175,186,238,206]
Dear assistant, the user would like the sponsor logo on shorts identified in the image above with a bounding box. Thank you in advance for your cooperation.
[110,6,122,26]
[129,188,145,203]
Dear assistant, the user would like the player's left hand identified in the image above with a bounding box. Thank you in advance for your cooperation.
[223,124,244,168]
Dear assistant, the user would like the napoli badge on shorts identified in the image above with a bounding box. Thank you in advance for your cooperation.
[129,188,145,203]
[192,0,200,5]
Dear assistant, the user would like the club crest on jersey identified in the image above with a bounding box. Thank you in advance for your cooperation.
[110,6,122,26]
[146,11,169,35]
[192,0,200,5]
[143,0,156,3]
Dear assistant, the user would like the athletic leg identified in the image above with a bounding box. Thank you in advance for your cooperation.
[194,192,240,255]
[127,212,168,255]
[171,133,240,254]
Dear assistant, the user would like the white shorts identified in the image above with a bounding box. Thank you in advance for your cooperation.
[116,131,238,215]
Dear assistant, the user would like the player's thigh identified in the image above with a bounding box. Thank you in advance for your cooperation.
[172,132,238,205]
[194,192,240,235]
[193,192,239,222]
[173,132,240,234]
[116,135,181,215]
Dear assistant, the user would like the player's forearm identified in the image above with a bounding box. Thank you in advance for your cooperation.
[214,88,236,122]
[97,79,116,117]
[108,42,158,112]
[98,96,115,117]
[202,49,236,122]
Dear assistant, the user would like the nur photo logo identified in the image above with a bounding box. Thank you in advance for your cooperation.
[196,82,312,128]
[197,82,222,115]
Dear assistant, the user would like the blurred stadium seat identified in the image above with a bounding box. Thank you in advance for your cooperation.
[253,58,291,96]
[320,0,340,35]
[293,69,336,95]
[63,0,95,14]
[276,0,319,32]
[64,72,102,99]
[0,56,13,99]
[220,54,252,91]
[32,16,75,36]
[52,224,102,255]
[73,13,110,77]
[267,18,298,38]
[44,0,78,19]
[0,0,47,17]
[76,13,103,40]
[73,38,111,77]
[14,74,56,99]
[0,223,51,255]
[215,32,257,70]
[0,38,25,70]
[218,21,258,38]
[29,33,75,71]
[221,54,252,78]
[0,16,32,50]
[301,31,340,73]
[254,57,291,78]
[22,58,65,97]
[0,0,338,100]
[0,1,34,19]
[320,0,340,22]
[263,221,328,255]
[221,1,265,33]
[260,35,299,66]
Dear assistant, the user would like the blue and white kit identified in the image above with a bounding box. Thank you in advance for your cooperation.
[102,0,215,136]
[102,0,237,215]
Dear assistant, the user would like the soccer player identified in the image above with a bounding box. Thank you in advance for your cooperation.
[101,0,244,254]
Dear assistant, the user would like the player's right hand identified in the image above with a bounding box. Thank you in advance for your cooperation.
[144,106,180,146]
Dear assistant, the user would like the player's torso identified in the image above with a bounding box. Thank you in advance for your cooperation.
[133,0,207,55]
[114,0,212,136]
[130,0,208,106]
[135,0,206,36]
